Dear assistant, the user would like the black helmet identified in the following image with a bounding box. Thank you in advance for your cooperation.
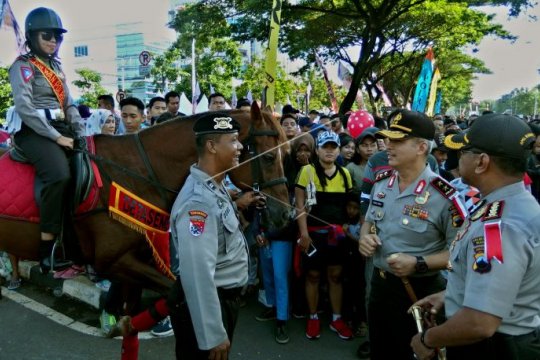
[25,7,67,35]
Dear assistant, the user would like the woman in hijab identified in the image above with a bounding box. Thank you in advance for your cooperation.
[85,109,115,136]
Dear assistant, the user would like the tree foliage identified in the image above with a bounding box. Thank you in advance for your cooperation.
[490,85,540,116]
[0,67,13,121]
[72,68,108,108]
[171,0,531,113]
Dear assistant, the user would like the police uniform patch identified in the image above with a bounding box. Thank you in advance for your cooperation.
[448,205,464,228]
[470,203,488,221]
[471,236,491,273]
[188,210,208,237]
[430,177,456,198]
[377,192,386,199]
[20,66,33,83]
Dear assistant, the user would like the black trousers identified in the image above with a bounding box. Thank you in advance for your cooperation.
[368,268,446,360]
[14,124,71,234]
[447,328,540,360]
[168,280,241,360]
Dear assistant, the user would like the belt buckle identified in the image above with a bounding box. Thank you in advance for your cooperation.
[378,269,386,279]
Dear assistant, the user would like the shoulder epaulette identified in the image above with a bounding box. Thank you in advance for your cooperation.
[374,169,394,182]
[482,200,505,222]
[430,176,457,199]
[16,53,33,62]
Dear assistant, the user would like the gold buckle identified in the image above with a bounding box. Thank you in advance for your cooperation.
[378,269,386,279]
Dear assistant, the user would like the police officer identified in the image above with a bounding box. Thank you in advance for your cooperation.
[168,113,248,360]
[358,110,462,360]
[411,114,540,360]
[9,7,83,273]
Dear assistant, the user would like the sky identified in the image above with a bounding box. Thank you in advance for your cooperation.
[1,0,540,101]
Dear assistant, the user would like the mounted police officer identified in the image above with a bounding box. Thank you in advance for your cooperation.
[411,114,540,360]
[8,7,83,273]
[167,113,248,360]
[359,109,462,360]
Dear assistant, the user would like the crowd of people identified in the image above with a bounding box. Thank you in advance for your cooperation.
[2,6,540,360]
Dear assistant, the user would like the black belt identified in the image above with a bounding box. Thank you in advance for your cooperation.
[217,287,243,300]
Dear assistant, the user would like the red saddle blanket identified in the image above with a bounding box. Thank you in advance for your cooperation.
[0,137,101,222]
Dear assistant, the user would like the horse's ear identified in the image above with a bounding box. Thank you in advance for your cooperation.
[250,101,262,122]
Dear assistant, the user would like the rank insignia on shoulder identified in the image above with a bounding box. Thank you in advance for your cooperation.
[188,210,208,237]
[482,201,504,222]
[374,170,394,182]
[470,203,488,221]
[430,177,456,198]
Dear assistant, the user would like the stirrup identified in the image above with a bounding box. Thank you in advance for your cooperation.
[50,238,66,273]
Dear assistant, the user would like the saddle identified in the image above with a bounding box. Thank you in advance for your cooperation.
[0,136,101,222]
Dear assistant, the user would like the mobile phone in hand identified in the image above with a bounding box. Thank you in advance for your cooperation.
[307,242,317,257]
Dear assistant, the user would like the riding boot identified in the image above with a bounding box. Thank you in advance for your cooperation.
[39,240,72,274]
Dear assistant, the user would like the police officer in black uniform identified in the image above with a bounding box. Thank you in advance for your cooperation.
[9,7,83,272]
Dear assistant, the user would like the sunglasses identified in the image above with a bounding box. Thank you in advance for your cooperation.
[40,31,63,42]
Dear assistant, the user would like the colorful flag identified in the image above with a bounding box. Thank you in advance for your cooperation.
[0,0,23,53]
[435,91,442,115]
[411,48,434,113]
[262,0,282,109]
[337,61,353,90]
[314,52,338,113]
[426,67,441,116]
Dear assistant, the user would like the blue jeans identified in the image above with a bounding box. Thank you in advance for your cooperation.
[259,240,293,321]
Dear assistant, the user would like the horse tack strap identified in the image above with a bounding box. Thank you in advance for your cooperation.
[29,57,65,107]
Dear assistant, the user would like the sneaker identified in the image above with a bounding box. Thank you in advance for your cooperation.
[305,318,321,339]
[151,316,173,337]
[7,278,21,290]
[255,307,276,322]
[100,310,116,334]
[330,318,353,340]
[95,279,111,291]
[275,324,290,344]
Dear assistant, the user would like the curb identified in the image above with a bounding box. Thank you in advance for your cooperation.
[18,260,105,309]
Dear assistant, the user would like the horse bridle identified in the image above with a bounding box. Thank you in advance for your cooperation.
[241,125,288,191]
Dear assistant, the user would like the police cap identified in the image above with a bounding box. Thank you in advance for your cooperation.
[446,114,534,159]
[377,109,435,141]
[193,113,241,136]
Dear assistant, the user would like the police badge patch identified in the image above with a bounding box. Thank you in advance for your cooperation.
[20,66,33,83]
[189,210,208,237]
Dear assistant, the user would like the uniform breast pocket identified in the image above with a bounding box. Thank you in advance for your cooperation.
[399,217,428,233]
[221,210,240,253]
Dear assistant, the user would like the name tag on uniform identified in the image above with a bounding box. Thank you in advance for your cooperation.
[372,200,384,207]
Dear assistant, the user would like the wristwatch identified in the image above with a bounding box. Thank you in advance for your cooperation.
[415,256,428,274]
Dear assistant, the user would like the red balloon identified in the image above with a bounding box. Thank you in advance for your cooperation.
[347,110,374,138]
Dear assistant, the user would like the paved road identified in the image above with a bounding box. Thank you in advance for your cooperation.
[0,283,363,360]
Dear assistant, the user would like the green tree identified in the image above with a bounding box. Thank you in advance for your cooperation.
[173,0,529,113]
[0,67,13,122]
[237,57,298,105]
[72,68,108,108]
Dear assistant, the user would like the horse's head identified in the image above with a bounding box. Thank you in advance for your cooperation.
[229,102,291,231]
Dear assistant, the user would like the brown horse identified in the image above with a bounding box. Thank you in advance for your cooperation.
[0,102,290,296]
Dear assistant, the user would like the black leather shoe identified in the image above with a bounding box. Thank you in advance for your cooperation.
[40,257,72,274]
